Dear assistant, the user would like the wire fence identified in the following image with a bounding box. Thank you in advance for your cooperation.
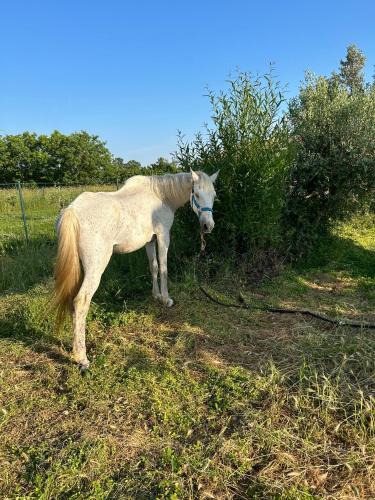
[0,181,118,247]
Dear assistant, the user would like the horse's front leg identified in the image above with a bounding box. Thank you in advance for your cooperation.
[157,230,174,307]
[146,240,161,301]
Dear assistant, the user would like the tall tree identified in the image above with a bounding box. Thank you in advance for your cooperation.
[0,131,115,184]
[147,157,179,175]
[339,44,366,93]
[284,47,375,256]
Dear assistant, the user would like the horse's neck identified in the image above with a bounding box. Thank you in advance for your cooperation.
[118,173,192,209]
[170,173,192,209]
[152,173,192,210]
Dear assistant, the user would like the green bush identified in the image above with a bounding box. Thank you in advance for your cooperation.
[175,70,293,256]
[283,65,375,256]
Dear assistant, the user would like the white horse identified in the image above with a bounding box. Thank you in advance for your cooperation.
[53,168,219,370]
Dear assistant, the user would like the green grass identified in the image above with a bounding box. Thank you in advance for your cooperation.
[0,184,117,250]
[0,188,374,498]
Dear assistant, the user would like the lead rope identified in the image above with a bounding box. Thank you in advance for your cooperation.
[197,235,375,330]
[200,232,207,257]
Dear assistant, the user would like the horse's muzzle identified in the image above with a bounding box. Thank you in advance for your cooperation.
[200,220,214,233]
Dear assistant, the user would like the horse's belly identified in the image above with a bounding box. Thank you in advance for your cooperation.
[113,241,146,253]
[113,230,154,254]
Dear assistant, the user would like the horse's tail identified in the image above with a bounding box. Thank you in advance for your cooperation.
[53,208,82,329]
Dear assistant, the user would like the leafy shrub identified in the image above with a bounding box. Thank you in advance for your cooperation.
[175,70,293,256]
[283,57,375,256]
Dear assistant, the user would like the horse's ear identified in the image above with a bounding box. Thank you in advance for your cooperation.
[190,168,199,183]
[210,170,220,184]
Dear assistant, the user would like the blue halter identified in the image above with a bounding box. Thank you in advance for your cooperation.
[191,186,213,214]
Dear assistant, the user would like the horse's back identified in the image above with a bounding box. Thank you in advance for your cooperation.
[120,175,150,191]
[57,178,170,258]
[67,191,122,244]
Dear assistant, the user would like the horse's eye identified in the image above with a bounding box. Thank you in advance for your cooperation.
[195,193,200,199]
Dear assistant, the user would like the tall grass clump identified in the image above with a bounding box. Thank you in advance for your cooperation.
[175,70,293,257]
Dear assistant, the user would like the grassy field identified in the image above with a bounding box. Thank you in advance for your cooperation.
[0,187,374,499]
[0,185,117,248]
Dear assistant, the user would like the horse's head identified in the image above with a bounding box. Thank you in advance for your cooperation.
[190,168,219,233]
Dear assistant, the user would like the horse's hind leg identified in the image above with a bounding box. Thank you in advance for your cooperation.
[72,275,101,370]
[72,246,112,370]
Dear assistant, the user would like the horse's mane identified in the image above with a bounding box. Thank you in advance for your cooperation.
[120,171,212,207]
[150,173,191,205]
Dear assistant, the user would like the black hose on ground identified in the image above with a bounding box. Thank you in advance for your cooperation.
[199,286,375,330]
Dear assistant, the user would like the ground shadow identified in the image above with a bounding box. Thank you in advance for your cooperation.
[2,230,374,392]
[0,235,154,364]
[300,233,375,279]
[0,312,72,366]
[0,235,56,296]
[0,233,153,299]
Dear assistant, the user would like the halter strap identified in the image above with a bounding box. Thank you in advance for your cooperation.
[191,186,213,213]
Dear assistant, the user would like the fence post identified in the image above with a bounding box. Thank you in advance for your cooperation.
[116,178,119,190]
[16,181,29,243]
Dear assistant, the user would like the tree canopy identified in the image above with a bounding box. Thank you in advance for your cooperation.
[0,131,178,184]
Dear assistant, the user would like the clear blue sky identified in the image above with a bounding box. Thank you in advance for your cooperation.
[1,0,374,165]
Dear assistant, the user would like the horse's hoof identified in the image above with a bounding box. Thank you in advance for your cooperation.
[166,298,174,308]
[78,362,90,375]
